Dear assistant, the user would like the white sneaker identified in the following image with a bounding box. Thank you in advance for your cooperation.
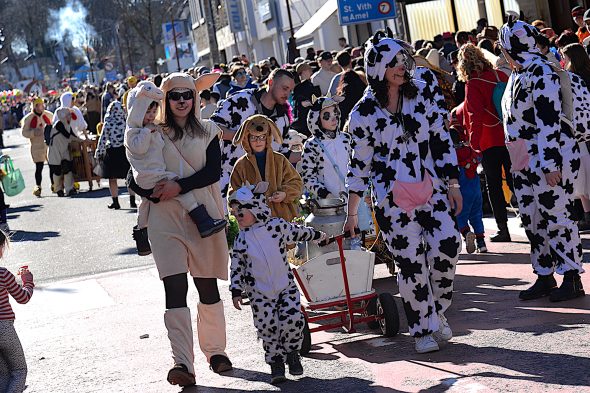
[415,334,439,354]
[433,314,453,342]
[464,231,476,254]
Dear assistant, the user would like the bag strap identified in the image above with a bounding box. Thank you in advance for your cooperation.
[315,138,346,184]
[165,134,198,177]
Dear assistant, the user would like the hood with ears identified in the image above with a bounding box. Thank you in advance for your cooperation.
[228,181,271,223]
[499,17,544,68]
[306,96,343,138]
[60,92,74,108]
[158,72,221,122]
[127,81,164,128]
[233,114,282,154]
[55,107,72,131]
[364,27,416,82]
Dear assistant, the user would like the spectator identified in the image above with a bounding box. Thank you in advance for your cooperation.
[311,51,336,95]
[227,65,258,97]
[572,6,590,43]
[338,37,350,50]
[456,31,470,48]
[291,62,321,137]
[305,48,316,62]
[336,70,366,128]
[212,74,232,99]
[101,83,116,121]
[328,51,353,96]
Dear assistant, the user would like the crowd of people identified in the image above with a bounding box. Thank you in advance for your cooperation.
[2,6,590,391]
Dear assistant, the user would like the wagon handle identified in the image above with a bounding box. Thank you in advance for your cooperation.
[318,228,361,247]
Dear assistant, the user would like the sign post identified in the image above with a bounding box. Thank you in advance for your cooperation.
[337,0,396,25]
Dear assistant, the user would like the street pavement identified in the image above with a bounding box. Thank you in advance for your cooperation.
[2,128,590,392]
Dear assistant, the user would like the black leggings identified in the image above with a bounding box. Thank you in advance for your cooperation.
[35,162,44,186]
[163,273,221,309]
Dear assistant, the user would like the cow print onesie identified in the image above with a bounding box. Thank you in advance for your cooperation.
[500,19,590,276]
[229,183,323,363]
[300,97,352,199]
[210,88,292,200]
[347,36,461,338]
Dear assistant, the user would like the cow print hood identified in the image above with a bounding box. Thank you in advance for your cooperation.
[228,181,271,226]
[500,17,545,68]
[306,96,342,139]
[364,28,415,83]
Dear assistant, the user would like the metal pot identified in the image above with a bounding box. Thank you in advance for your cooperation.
[301,198,351,260]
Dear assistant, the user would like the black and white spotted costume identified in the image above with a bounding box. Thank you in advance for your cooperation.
[500,19,590,276]
[210,88,291,199]
[95,100,126,158]
[346,34,461,338]
[228,183,322,363]
[300,97,352,199]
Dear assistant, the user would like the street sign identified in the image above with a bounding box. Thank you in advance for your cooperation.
[337,0,396,26]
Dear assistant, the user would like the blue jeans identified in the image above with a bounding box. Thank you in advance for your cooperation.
[456,167,484,235]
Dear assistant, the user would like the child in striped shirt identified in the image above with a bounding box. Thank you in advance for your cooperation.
[0,231,34,393]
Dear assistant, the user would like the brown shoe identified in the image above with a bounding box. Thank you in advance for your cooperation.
[167,363,195,386]
[210,354,233,373]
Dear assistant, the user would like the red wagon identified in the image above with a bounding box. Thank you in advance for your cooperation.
[292,233,400,355]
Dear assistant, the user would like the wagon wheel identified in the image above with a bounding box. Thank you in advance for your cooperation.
[377,293,399,337]
[300,319,312,356]
[364,297,380,329]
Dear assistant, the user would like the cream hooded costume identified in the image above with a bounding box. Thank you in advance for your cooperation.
[47,108,82,194]
[145,72,230,379]
[52,92,88,137]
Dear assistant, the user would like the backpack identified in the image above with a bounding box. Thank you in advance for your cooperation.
[472,70,506,121]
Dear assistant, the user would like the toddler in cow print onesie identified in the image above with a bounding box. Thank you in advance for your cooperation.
[344,29,462,354]
[228,182,325,384]
[500,18,590,301]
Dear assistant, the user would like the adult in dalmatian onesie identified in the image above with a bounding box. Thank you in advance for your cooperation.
[210,69,295,204]
[300,96,352,200]
[343,29,462,354]
[500,18,590,302]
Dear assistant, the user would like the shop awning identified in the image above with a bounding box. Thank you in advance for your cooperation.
[294,0,338,40]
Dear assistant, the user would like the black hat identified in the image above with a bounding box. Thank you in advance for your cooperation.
[318,51,333,61]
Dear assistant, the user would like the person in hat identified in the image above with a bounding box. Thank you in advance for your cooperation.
[583,9,590,47]
[21,97,53,197]
[229,114,302,222]
[311,51,337,95]
[125,80,226,255]
[121,75,139,112]
[499,17,590,302]
[291,62,321,137]
[414,48,456,110]
[229,181,325,384]
[211,68,296,204]
[138,72,233,386]
[572,6,590,43]
[344,28,462,354]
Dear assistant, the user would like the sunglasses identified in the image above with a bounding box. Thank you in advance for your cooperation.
[322,110,338,120]
[168,91,194,101]
[248,134,267,142]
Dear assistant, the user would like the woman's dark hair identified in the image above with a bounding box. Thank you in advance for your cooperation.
[163,92,206,141]
[563,43,590,86]
[337,70,367,127]
[555,30,579,49]
[478,38,494,53]
[368,73,418,109]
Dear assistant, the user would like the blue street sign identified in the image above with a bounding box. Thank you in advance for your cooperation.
[337,0,396,26]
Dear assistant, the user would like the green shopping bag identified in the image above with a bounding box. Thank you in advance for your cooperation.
[2,156,25,197]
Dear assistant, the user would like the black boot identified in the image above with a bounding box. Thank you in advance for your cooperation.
[286,351,303,375]
[549,271,585,302]
[188,205,227,238]
[132,226,151,256]
[108,197,121,210]
[490,224,511,242]
[270,361,287,384]
[129,195,137,209]
[519,274,557,300]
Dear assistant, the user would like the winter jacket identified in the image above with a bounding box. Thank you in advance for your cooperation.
[464,69,509,153]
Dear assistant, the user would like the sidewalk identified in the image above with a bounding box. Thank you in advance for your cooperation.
[13,217,590,392]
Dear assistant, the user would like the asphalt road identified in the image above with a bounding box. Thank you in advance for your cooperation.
[0,127,150,284]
